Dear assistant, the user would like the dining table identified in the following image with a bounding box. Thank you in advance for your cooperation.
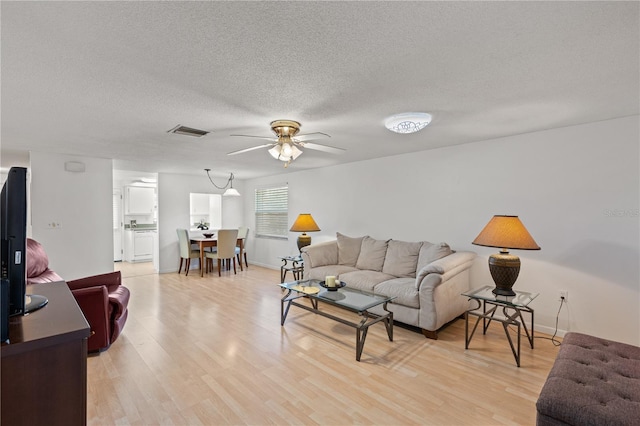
[190,234,245,277]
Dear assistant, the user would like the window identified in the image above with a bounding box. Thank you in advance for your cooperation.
[255,185,288,239]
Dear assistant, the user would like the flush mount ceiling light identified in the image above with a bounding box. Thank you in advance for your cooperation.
[204,169,240,196]
[384,112,433,134]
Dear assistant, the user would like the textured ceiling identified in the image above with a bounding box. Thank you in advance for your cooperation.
[1,1,638,179]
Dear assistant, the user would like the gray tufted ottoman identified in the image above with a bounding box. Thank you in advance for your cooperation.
[536,332,640,425]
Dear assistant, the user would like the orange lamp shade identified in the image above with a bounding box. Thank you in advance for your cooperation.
[289,214,321,233]
[472,215,540,296]
[472,215,540,250]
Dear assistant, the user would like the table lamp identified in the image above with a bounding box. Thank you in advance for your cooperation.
[472,215,540,296]
[290,213,321,252]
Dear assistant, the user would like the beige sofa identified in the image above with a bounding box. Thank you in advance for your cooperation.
[301,233,476,339]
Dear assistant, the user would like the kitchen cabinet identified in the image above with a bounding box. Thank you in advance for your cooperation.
[189,193,222,229]
[124,230,156,262]
[125,186,155,215]
[190,193,210,215]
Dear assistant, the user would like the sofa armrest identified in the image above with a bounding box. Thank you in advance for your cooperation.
[415,251,476,290]
[415,250,476,332]
[70,285,110,352]
[67,271,122,294]
[301,240,338,268]
[108,286,130,321]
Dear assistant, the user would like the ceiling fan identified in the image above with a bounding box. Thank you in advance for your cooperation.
[227,120,345,167]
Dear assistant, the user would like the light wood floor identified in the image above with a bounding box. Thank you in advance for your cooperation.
[89,263,561,425]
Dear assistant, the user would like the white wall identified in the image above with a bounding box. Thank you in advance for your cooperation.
[30,152,114,280]
[157,172,244,273]
[244,116,640,345]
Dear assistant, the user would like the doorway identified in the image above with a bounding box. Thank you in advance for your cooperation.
[112,170,159,273]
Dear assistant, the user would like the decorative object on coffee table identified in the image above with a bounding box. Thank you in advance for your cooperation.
[289,213,320,252]
[472,215,540,296]
[320,280,346,291]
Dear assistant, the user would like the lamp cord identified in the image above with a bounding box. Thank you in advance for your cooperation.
[506,297,564,346]
[536,297,564,346]
[205,169,233,190]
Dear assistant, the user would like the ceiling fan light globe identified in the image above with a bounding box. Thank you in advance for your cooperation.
[268,145,281,159]
[291,145,303,160]
[282,142,293,157]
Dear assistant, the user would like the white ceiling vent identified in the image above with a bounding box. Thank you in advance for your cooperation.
[167,124,210,137]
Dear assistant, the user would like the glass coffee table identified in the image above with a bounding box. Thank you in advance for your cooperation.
[280,279,395,361]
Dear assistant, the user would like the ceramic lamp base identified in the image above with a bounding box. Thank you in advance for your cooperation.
[297,233,312,252]
[488,251,521,296]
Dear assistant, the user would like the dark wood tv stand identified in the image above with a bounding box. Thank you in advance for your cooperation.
[1,281,91,426]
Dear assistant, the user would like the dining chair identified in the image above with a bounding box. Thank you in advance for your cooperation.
[176,228,200,276]
[205,229,239,276]
[235,226,249,270]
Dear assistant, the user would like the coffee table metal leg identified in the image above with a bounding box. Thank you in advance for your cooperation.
[356,316,369,361]
[382,302,394,341]
[281,290,293,326]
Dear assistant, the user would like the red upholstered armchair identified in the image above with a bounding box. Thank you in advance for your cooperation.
[26,238,130,352]
[66,271,129,352]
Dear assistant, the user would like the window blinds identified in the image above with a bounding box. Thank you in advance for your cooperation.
[255,186,288,239]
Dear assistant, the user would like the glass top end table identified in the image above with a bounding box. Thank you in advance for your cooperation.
[462,285,538,367]
[462,285,539,308]
[279,256,304,283]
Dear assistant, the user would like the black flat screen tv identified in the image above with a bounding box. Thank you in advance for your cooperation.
[1,167,28,318]
[1,167,48,342]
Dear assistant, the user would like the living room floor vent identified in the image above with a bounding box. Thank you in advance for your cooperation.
[167,125,209,137]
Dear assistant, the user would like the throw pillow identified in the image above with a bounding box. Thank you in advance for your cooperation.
[382,240,423,278]
[356,236,390,271]
[337,232,365,266]
[416,242,453,272]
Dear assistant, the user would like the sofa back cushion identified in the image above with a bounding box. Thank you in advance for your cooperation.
[26,237,50,279]
[337,232,365,266]
[416,242,453,271]
[356,236,390,271]
[382,240,423,278]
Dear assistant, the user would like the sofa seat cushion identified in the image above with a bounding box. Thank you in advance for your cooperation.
[337,233,365,266]
[306,265,359,281]
[340,270,396,293]
[356,237,390,271]
[374,278,419,308]
[382,240,423,278]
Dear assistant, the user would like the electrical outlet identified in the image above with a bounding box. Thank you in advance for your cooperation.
[558,290,568,302]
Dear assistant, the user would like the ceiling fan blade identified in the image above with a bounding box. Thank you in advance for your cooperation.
[227,143,274,156]
[294,132,331,142]
[299,142,346,154]
[230,134,278,142]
